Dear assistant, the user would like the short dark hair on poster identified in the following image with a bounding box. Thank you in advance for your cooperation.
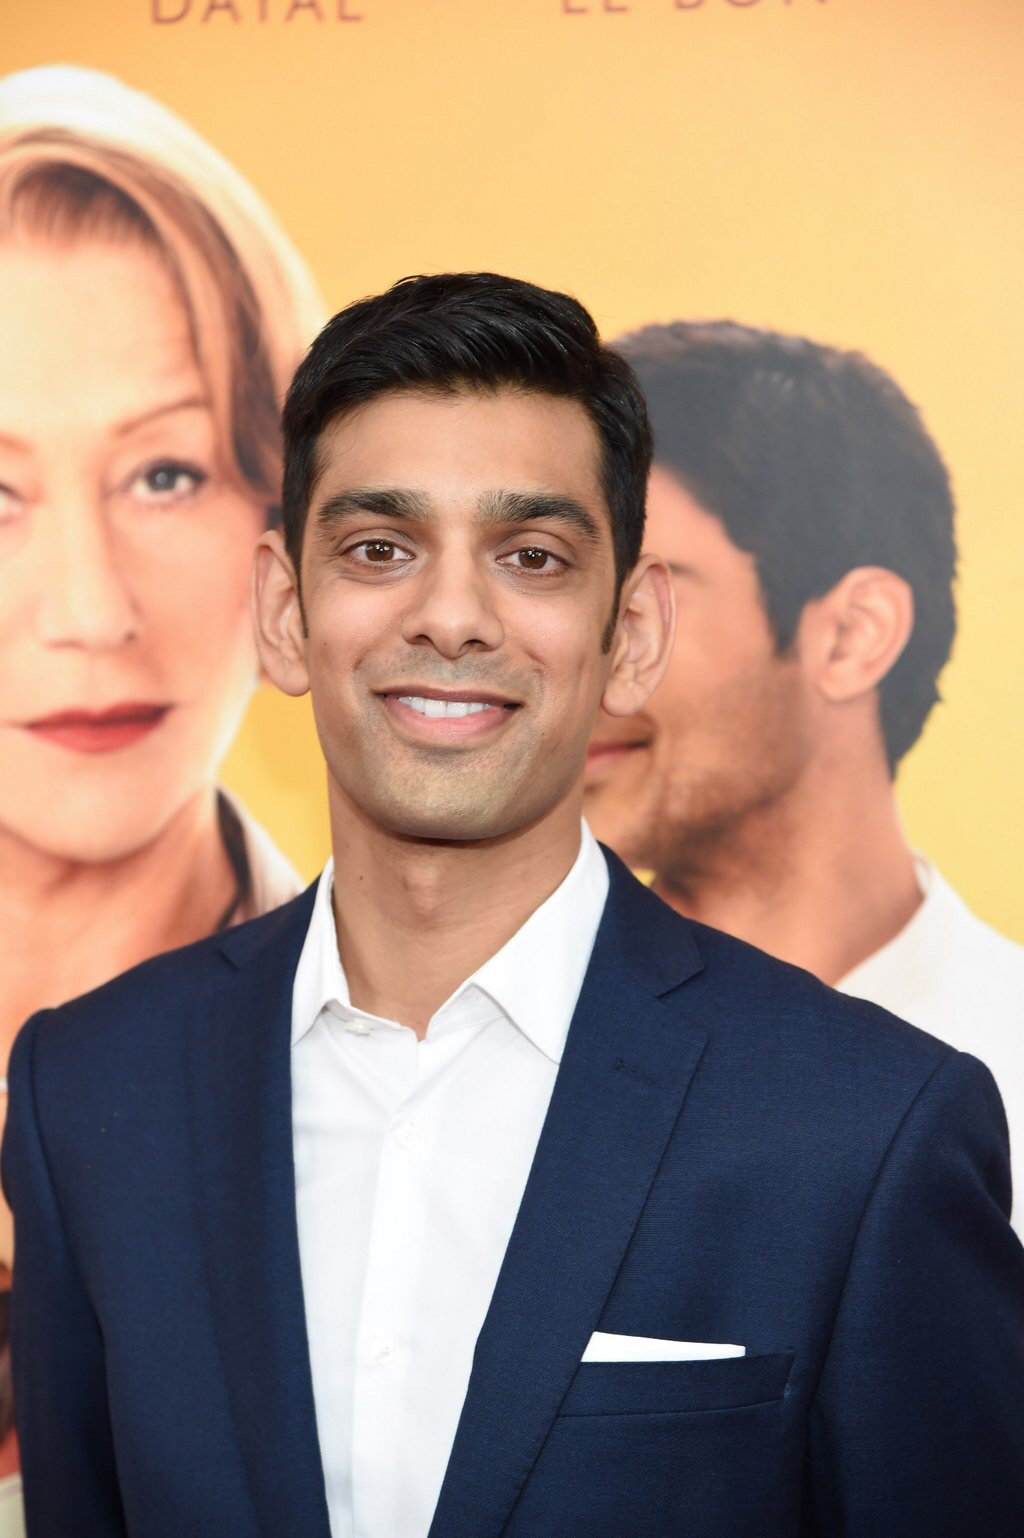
[282,272,652,596]
[620,321,958,772]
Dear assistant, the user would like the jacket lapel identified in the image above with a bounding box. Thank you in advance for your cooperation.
[186,885,333,1538]
[428,854,709,1538]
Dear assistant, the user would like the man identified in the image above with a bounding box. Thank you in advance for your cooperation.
[585,320,1024,1229]
[4,276,1022,1538]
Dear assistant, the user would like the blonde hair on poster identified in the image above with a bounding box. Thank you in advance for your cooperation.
[0,65,325,515]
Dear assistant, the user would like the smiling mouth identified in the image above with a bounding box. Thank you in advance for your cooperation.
[381,689,520,741]
[397,695,518,719]
[584,738,647,783]
[25,704,171,754]
[587,740,644,757]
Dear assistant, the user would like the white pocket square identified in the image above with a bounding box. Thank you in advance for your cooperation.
[581,1331,745,1363]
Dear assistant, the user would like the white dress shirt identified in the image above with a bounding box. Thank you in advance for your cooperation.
[291,826,609,1538]
[839,857,1024,1234]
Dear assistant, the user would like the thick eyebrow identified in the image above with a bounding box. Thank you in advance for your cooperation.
[478,489,602,545]
[315,487,432,529]
[313,485,603,545]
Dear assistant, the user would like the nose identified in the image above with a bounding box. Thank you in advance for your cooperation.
[34,498,140,651]
[399,546,504,659]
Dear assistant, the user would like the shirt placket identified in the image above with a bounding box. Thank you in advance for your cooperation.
[350,1027,432,1538]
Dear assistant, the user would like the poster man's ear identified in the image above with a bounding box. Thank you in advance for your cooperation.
[798,566,914,703]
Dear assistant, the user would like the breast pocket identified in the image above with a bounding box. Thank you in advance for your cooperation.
[507,1352,801,1536]
[558,1351,795,1416]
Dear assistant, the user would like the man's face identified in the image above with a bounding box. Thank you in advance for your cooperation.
[584,465,813,872]
[294,387,623,843]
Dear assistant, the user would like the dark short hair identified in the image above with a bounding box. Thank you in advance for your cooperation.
[619,321,957,772]
[282,272,651,596]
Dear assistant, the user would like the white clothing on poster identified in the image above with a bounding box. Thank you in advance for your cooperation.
[839,858,1024,1236]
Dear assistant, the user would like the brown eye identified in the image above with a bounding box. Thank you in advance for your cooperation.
[518,547,551,570]
[347,537,413,568]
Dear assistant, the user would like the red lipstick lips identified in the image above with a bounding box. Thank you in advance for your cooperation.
[26,704,170,754]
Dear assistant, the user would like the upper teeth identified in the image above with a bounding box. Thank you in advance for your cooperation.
[399,696,494,718]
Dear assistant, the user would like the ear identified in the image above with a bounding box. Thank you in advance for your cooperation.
[601,555,676,718]
[799,566,914,703]
[251,530,310,698]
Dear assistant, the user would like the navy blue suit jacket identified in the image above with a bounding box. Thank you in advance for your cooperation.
[4,853,1023,1537]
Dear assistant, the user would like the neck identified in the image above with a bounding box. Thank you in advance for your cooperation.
[654,746,922,985]
[0,788,237,1062]
[328,784,585,1036]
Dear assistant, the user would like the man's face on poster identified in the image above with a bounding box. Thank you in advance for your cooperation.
[584,465,814,873]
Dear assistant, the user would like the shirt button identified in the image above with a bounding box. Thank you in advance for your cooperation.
[394,1118,421,1149]
[344,1019,371,1036]
[371,1337,397,1366]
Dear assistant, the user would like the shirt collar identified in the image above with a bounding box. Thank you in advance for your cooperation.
[292,823,609,1064]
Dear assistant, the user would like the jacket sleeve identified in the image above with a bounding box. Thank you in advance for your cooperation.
[1,1014,128,1538]
[802,1048,1024,1537]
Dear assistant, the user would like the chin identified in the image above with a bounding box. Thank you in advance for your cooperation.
[386,814,513,846]
[371,786,534,846]
[584,795,656,869]
[5,817,169,866]
[1,775,205,866]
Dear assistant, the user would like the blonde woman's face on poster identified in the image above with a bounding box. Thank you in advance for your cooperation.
[0,238,266,863]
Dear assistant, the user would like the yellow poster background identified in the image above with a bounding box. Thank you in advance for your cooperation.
[5,0,1023,940]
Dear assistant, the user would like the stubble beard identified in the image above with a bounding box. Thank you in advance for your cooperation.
[332,712,566,846]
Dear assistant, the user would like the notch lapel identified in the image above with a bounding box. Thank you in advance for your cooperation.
[428,856,708,1538]
[186,887,333,1538]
